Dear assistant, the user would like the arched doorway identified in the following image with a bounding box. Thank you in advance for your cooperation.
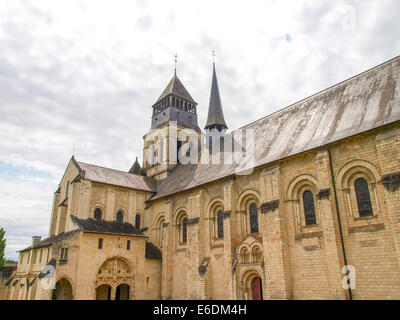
[116,284,130,300]
[52,278,73,300]
[240,270,264,300]
[96,284,111,300]
[251,277,263,300]
[95,257,134,300]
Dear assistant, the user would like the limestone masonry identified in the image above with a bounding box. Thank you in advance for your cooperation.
[4,56,400,300]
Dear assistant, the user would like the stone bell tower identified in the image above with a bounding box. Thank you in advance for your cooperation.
[143,69,201,180]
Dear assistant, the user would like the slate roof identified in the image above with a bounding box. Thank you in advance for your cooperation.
[71,216,145,237]
[145,242,162,259]
[205,63,228,129]
[19,230,81,252]
[152,56,400,199]
[128,157,145,176]
[156,73,196,104]
[66,56,400,200]
[77,161,156,192]
[0,266,16,280]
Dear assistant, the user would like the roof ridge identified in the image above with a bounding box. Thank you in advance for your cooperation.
[77,161,147,177]
[155,73,196,104]
[236,55,400,132]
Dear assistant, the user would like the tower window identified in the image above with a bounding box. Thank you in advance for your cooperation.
[177,141,182,164]
[116,211,124,223]
[303,191,317,226]
[355,178,374,217]
[94,208,102,221]
[135,214,141,230]
[127,240,131,251]
[98,238,103,249]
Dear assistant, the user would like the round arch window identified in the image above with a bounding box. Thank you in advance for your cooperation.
[94,208,102,221]
[116,211,124,223]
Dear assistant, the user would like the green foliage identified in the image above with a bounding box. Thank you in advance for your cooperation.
[0,227,5,266]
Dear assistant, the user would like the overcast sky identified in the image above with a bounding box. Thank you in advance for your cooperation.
[0,0,399,261]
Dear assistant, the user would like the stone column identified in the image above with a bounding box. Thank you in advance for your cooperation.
[128,192,137,224]
[315,150,347,300]
[161,201,174,299]
[110,286,116,300]
[105,187,116,221]
[49,192,60,236]
[223,180,236,300]
[259,166,291,300]
[77,180,92,219]
[375,129,400,270]
[186,192,207,299]
[54,206,64,235]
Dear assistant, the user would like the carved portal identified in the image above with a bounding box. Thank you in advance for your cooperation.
[95,257,135,300]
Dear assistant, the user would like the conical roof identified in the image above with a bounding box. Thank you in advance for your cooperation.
[128,157,145,176]
[156,73,196,104]
[205,64,227,130]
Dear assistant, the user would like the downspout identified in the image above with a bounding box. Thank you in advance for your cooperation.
[327,148,353,300]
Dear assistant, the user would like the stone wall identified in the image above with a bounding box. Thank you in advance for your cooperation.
[146,122,400,300]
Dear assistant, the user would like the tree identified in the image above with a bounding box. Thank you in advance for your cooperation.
[0,227,6,266]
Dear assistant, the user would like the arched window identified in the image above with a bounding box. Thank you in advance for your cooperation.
[303,191,317,226]
[240,248,250,264]
[66,181,70,198]
[217,210,224,239]
[158,217,165,247]
[182,217,188,243]
[252,247,262,263]
[116,211,124,223]
[249,203,259,234]
[355,178,374,217]
[135,214,141,230]
[94,208,102,221]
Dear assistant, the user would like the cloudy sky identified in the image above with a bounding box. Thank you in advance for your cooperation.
[0,0,399,260]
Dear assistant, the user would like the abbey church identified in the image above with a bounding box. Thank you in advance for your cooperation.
[4,56,400,300]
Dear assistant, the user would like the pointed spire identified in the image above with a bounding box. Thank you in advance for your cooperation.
[205,59,228,131]
[129,157,145,176]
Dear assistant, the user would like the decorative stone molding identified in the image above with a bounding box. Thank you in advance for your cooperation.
[198,257,210,277]
[71,174,82,184]
[317,189,331,200]
[295,231,323,242]
[348,224,385,234]
[232,258,238,275]
[303,245,319,252]
[382,172,400,192]
[336,159,381,188]
[261,200,279,214]
[223,210,232,219]
[187,217,200,225]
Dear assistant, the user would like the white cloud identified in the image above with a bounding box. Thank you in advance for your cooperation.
[0,0,399,260]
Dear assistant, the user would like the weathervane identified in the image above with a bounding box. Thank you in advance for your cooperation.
[174,54,178,74]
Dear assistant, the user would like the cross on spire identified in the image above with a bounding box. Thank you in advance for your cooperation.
[174,54,178,74]
[211,50,216,64]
